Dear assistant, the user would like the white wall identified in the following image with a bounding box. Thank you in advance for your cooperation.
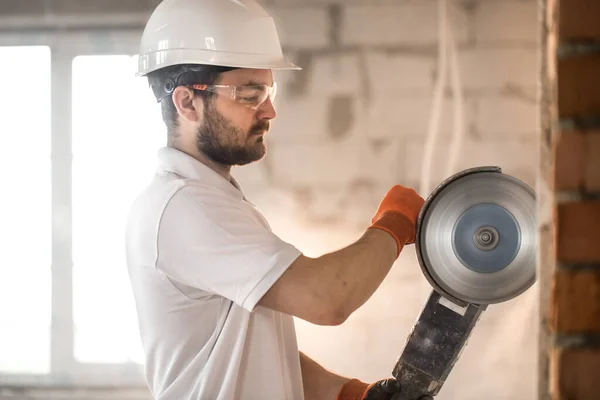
[232,1,540,399]
[0,0,540,399]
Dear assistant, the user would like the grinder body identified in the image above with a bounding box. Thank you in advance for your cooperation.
[391,167,536,399]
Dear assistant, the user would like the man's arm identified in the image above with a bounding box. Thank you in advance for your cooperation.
[258,185,424,326]
[299,352,349,400]
[259,229,397,325]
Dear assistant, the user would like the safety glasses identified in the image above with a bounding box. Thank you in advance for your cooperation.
[189,83,277,110]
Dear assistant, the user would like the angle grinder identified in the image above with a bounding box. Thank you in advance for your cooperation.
[391,166,537,399]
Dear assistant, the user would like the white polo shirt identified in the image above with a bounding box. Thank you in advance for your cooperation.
[125,147,304,400]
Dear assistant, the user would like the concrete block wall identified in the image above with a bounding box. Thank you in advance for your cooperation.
[540,0,600,399]
[235,0,540,234]
[233,1,542,399]
[0,0,541,399]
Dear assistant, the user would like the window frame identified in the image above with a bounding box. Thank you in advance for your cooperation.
[0,31,149,389]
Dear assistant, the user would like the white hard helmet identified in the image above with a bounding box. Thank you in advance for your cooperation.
[136,0,301,76]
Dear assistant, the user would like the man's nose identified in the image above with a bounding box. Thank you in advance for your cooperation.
[257,97,276,120]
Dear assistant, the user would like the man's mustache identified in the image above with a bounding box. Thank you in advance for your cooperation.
[250,121,270,135]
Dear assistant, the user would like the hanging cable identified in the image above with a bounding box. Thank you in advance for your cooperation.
[445,11,465,177]
[420,0,465,197]
[419,0,448,198]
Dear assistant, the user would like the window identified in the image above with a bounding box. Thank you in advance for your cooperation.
[0,40,334,391]
[0,46,52,374]
[71,55,164,365]
[0,36,158,390]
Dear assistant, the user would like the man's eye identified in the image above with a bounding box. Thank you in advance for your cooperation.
[238,95,259,103]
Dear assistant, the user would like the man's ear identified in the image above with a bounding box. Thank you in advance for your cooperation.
[172,86,200,123]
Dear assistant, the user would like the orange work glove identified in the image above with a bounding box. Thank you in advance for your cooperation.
[368,185,425,257]
[336,378,434,400]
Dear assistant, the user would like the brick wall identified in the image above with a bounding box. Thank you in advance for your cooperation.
[541,0,600,399]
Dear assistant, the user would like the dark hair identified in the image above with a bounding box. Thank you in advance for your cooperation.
[146,64,235,141]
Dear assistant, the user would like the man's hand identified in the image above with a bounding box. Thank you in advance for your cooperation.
[336,378,434,400]
[363,378,401,400]
[368,185,425,257]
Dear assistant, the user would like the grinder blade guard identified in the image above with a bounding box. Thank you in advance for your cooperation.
[391,166,536,399]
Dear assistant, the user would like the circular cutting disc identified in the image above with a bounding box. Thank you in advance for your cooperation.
[417,168,536,304]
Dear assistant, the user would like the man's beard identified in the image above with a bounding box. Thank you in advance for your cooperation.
[196,102,269,166]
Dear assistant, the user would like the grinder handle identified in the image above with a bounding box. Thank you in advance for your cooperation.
[391,290,486,399]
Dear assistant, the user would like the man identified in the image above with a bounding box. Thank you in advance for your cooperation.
[126,0,429,399]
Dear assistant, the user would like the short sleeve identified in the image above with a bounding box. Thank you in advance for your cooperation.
[156,184,302,312]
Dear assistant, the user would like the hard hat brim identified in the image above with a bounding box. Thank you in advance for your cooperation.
[136,49,302,77]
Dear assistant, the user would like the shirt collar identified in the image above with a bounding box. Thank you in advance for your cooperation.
[156,147,244,199]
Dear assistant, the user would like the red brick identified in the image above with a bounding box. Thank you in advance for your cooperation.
[551,270,600,332]
[559,0,600,40]
[557,201,600,262]
[558,55,600,119]
[585,133,600,191]
[555,130,600,192]
[551,348,600,400]
[555,130,585,191]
